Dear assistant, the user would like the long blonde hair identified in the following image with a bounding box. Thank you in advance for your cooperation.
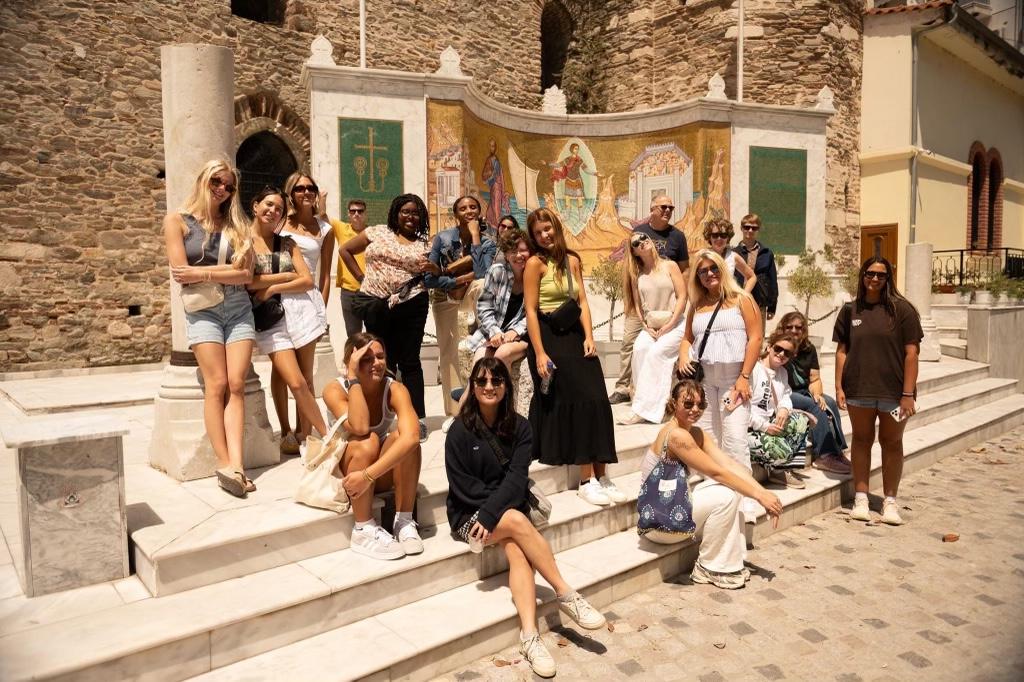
[284,171,319,219]
[622,238,666,317]
[181,158,252,265]
[688,249,750,307]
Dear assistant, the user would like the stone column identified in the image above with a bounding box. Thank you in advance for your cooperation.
[149,44,278,481]
[905,242,942,362]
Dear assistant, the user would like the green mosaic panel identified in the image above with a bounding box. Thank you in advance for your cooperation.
[339,118,403,225]
[748,146,806,255]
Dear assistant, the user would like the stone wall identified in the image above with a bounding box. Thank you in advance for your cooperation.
[592,0,864,269]
[0,0,542,371]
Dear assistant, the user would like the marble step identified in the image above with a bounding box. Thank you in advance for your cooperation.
[940,338,968,359]
[191,393,1024,682]
[937,325,968,340]
[0,471,643,682]
[134,426,660,597]
[135,365,1001,598]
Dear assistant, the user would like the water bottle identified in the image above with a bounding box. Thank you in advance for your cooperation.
[540,360,556,395]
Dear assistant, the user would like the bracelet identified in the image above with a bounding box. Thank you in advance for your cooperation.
[739,372,751,380]
[362,468,375,483]
[902,392,915,397]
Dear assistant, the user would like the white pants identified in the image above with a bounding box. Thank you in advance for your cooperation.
[639,450,746,572]
[697,361,752,472]
[631,323,688,423]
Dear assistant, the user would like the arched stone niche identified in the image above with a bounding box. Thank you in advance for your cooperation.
[234,91,310,170]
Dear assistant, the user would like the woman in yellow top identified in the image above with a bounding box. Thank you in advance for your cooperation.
[523,208,620,507]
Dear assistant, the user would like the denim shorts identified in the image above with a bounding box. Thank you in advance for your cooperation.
[845,397,901,413]
[185,285,256,346]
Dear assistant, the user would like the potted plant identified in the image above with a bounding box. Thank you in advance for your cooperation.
[974,281,993,305]
[988,274,1010,306]
[1011,279,1024,305]
[954,284,974,305]
[587,252,625,376]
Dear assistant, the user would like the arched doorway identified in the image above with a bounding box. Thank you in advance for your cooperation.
[540,1,573,94]
[236,131,298,214]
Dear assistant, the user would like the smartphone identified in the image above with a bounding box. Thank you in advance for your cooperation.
[889,406,909,422]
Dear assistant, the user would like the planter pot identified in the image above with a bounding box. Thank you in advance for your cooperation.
[974,290,992,305]
[595,340,620,378]
[955,292,972,305]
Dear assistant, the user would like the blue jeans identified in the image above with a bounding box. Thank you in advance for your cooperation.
[790,390,847,457]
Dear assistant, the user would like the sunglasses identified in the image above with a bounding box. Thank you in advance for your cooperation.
[771,344,794,359]
[473,376,505,388]
[499,222,516,230]
[741,224,759,231]
[348,207,366,214]
[697,264,720,278]
[863,271,888,280]
[681,400,707,410]
[630,234,650,248]
[783,324,805,332]
[293,184,319,194]
[709,232,730,240]
[210,177,236,194]
[654,204,675,213]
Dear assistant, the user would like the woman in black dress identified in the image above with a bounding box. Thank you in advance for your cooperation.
[523,208,620,507]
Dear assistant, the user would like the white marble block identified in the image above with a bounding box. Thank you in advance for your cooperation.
[4,435,129,597]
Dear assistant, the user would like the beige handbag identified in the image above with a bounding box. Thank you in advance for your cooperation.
[180,231,228,313]
[294,415,351,514]
[644,310,672,331]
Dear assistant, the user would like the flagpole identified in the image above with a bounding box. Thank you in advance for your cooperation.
[737,0,744,102]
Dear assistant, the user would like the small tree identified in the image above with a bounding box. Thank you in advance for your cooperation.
[786,248,838,323]
[588,253,624,341]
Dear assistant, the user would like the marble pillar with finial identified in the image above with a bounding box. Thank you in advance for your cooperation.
[149,44,278,481]
[905,242,942,362]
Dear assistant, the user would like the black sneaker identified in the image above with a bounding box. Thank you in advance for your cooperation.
[608,391,630,405]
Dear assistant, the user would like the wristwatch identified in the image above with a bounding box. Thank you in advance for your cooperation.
[343,377,361,390]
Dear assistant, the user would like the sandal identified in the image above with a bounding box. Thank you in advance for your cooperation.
[241,472,256,493]
[216,467,247,498]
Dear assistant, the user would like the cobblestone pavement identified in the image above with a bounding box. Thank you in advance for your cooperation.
[436,426,1024,682]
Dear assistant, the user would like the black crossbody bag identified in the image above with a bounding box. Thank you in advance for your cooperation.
[675,299,724,384]
[479,424,551,527]
[252,234,286,332]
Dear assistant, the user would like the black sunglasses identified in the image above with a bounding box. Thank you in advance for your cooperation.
[697,264,720,277]
[473,376,505,388]
[630,233,650,247]
[681,400,707,410]
[293,184,319,194]
[654,204,675,213]
[771,344,794,359]
[741,224,759,231]
[708,232,730,240]
[348,207,366,214]
[863,271,888,280]
[783,324,805,331]
[211,177,236,193]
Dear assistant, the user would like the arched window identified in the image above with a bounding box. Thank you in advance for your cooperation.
[541,1,574,93]
[987,149,1003,250]
[967,141,987,250]
[236,131,298,213]
[231,0,284,25]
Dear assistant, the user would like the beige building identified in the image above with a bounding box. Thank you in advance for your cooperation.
[861,0,1024,288]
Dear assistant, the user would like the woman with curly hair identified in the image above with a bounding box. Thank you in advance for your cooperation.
[339,194,441,441]
[704,217,757,294]
[164,159,255,497]
[835,257,922,525]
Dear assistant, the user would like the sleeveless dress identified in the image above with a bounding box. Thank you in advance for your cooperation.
[526,258,616,466]
[279,218,330,348]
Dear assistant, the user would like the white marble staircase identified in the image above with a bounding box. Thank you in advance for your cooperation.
[0,356,1022,681]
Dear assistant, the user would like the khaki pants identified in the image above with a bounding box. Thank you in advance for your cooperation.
[612,313,644,396]
[433,280,484,416]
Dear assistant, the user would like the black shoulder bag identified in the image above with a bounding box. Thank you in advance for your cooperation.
[542,257,581,333]
[675,299,724,384]
[252,234,287,332]
[479,424,551,527]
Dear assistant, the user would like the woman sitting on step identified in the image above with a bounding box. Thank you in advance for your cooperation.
[641,378,783,589]
[323,333,423,560]
[445,357,607,679]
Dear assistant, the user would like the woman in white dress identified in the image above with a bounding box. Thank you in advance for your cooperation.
[618,231,688,425]
[273,172,335,454]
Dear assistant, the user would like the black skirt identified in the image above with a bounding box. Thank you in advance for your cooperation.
[527,314,617,466]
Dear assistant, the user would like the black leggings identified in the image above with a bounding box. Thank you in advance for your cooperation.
[365,292,429,418]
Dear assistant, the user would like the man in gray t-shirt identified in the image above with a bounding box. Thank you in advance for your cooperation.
[609,195,690,404]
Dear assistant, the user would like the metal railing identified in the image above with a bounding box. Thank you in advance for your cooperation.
[931,247,1024,288]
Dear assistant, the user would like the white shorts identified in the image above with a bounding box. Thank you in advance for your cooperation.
[255,316,295,355]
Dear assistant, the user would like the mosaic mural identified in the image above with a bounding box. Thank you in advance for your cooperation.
[426,100,732,271]
[339,118,404,226]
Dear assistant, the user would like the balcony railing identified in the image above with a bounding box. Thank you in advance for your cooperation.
[931,247,1024,288]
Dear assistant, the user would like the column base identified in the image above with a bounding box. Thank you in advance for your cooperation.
[312,331,338,397]
[149,363,279,481]
[919,316,942,362]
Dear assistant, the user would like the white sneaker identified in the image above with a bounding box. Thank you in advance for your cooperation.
[559,592,606,630]
[577,479,611,506]
[881,500,904,526]
[350,525,405,560]
[598,476,628,503]
[520,633,556,678]
[441,416,456,434]
[850,496,871,522]
[395,520,424,555]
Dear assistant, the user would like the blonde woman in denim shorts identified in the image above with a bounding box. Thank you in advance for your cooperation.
[164,159,256,498]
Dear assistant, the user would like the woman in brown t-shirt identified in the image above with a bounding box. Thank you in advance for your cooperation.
[833,257,923,526]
